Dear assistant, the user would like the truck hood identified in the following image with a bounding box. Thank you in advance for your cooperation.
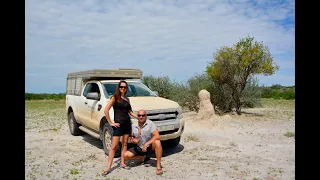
[128,96,180,111]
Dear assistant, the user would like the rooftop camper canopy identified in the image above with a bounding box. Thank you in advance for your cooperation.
[66,68,143,96]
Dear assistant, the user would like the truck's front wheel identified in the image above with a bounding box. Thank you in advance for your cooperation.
[68,112,83,136]
[102,123,122,157]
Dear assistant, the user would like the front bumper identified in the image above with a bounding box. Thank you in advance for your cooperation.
[128,117,185,143]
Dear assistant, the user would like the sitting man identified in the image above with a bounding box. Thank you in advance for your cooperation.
[123,109,163,175]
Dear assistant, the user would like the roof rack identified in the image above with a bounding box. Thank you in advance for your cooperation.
[67,68,142,79]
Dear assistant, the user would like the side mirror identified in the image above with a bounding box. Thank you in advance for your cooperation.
[86,92,100,100]
[152,91,159,96]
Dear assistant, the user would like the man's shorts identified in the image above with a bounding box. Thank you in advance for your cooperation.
[112,123,131,136]
[128,145,153,156]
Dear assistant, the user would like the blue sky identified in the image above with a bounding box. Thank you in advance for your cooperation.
[26,0,295,93]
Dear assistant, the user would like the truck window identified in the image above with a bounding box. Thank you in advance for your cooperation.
[82,83,101,99]
[102,82,156,98]
[89,83,100,94]
[134,85,151,96]
[87,83,101,100]
[83,83,92,97]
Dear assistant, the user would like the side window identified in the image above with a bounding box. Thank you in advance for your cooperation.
[88,83,101,100]
[88,83,100,93]
[83,83,91,97]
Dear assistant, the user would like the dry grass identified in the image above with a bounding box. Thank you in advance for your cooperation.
[260,98,295,109]
[260,98,295,120]
[25,100,66,131]
[184,133,200,142]
[284,131,295,137]
[237,98,295,121]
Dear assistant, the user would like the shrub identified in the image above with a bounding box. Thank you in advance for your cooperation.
[142,75,172,99]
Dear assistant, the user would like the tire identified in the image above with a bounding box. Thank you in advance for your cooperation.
[166,136,181,148]
[68,112,83,136]
[102,123,122,157]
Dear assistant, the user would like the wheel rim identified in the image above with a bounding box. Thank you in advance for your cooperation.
[68,115,74,132]
[104,128,112,150]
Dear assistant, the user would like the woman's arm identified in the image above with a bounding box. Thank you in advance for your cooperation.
[104,97,119,127]
[126,97,138,119]
[129,110,138,119]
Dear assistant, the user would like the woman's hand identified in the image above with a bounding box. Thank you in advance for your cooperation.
[110,123,120,128]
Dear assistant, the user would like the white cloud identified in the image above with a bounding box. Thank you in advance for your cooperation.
[26,0,295,93]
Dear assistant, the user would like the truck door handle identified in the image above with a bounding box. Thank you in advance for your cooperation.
[84,102,88,105]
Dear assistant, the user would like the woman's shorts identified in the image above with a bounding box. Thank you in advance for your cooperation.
[112,122,131,136]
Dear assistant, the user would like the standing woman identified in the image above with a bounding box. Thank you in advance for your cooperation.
[101,80,138,175]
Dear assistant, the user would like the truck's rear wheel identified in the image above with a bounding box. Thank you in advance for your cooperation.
[102,123,121,157]
[166,136,181,148]
[68,112,83,136]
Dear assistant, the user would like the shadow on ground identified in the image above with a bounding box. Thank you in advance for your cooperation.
[82,134,184,157]
[82,134,103,149]
[126,142,184,158]
[240,111,264,117]
[125,144,184,168]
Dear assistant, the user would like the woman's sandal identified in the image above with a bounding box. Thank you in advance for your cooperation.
[100,170,110,176]
[119,165,131,170]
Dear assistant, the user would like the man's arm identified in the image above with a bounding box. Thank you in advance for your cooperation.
[130,126,139,144]
[131,135,139,144]
[145,129,160,147]
[142,122,159,152]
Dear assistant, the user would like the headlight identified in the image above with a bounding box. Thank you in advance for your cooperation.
[177,106,183,118]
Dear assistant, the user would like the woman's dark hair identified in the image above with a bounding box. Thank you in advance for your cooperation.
[113,80,128,103]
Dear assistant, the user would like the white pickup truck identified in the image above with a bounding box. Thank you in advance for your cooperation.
[65,68,185,157]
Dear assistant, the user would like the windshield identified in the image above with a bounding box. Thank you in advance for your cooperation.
[102,81,157,98]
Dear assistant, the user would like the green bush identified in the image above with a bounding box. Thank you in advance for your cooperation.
[281,90,295,100]
[142,74,265,114]
[241,77,262,108]
[208,77,261,114]
[169,82,195,111]
[260,85,295,100]
[25,93,65,100]
[209,83,234,114]
[142,75,172,99]
[143,74,215,112]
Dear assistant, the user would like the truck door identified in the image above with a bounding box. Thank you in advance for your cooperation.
[82,82,101,131]
[75,83,92,124]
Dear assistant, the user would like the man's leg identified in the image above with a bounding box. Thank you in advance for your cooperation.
[152,140,163,175]
[124,147,145,163]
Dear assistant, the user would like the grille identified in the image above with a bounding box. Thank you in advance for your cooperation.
[147,111,178,121]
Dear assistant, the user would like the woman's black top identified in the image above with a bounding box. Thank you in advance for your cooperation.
[113,98,132,124]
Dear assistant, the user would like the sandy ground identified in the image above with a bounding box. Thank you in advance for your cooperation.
[25,105,295,180]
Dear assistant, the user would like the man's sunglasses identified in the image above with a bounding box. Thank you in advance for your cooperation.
[138,114,146,117]
[119,86,127,89]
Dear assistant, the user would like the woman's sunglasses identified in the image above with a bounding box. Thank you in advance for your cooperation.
[119,86,127,89]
